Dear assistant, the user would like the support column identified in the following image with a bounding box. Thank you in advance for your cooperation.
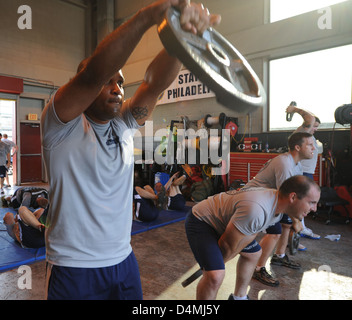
[97,0,115,43]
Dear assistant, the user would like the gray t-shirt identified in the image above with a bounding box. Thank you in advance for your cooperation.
[0,141,10,166]
[41,95,140,268]
[192,188,283,236]
[2,138,16,150]
[245,152,302,189]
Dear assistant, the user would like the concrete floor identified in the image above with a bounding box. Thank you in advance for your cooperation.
[1,183,352,300]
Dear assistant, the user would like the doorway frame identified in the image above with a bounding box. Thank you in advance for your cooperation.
[0,94,19,186]
[17,95,48,184]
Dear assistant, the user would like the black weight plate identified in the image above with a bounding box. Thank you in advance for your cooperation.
[289,229,300,256]
[158,7,266,113]
[335,104,352,125]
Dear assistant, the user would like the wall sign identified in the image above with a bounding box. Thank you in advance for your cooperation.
[157,69,215,105]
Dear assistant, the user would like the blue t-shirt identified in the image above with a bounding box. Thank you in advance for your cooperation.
[41,95,140,268]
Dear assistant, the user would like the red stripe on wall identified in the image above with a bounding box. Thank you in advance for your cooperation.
[0,75,23,94]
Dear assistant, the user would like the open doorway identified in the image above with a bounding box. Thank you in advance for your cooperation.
[0,99,17,186]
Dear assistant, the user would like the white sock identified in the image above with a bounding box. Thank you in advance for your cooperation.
[233,294,248,300]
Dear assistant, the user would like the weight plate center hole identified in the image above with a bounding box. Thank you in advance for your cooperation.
[207,43,230,67]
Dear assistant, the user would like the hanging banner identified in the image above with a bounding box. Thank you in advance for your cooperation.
[156,69,215,105]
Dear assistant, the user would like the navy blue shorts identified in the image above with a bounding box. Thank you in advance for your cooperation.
[185,212,261,271]
[135,199,159,222]
[47,251,143,300]
[266,214,292,234]
[168,194,186,211]
[303,172,314,179]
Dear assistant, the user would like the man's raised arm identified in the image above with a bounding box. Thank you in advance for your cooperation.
[52,0,198,123]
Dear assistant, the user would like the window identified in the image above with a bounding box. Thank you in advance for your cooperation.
[0,99,16,139]
[270,0,348,23]
[269,45,352,131]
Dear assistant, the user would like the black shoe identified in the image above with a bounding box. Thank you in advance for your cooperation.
[271,254,301,269]
[1,195,8,207]
[253,267,279,287]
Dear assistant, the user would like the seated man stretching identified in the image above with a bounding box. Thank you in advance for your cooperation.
[3,187,49,248]
[3,202,49,248]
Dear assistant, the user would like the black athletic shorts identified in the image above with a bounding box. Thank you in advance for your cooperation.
[0,166,7,178]
[18,220,45,248]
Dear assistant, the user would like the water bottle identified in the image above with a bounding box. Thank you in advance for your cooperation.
[265,142,269,153]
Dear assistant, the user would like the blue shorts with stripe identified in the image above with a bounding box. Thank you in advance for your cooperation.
[185,211,261,271]
[266,214,292,234]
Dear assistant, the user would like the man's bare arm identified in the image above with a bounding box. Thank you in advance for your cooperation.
[52,1,195,124]
[286,104,316,130]
[126,49,182,125]
[126,4,221,125]
[218,222,257,263]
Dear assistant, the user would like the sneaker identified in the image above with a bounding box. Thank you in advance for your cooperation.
[253,267,279,287]
[300,228,320,240]
[271,254,301,269]
[1,195,7,207]
[228,293,250,300]
[4,185,11,188]
[0,189,4,195]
